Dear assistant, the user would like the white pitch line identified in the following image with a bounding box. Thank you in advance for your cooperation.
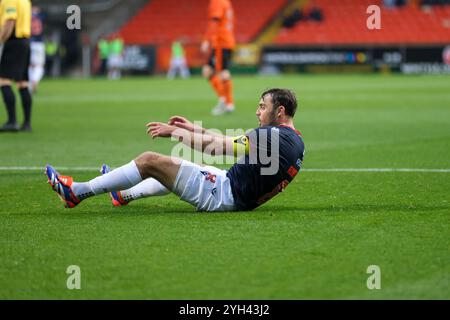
[0,167,450,173]
[302,168,450,173]
[0,166,100,171]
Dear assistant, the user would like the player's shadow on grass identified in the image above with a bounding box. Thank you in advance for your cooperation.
[261,203,450,213]
[79,204,246,216]
[81,203,450,216]
[48,203,449,217]
[91,202,200,215]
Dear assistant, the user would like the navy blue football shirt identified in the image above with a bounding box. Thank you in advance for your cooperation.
[227,125,305,211]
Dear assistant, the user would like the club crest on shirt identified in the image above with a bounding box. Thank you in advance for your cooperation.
[200,171,216,183]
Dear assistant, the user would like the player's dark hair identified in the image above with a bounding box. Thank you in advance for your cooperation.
[261,88,298,117]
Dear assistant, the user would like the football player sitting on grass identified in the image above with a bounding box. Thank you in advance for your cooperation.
[45,88,305,212]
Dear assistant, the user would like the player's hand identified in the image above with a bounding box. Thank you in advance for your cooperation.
[168,115,190,126]
[168,116,199,132]
[200,40,210,54]
[146,122,176,139]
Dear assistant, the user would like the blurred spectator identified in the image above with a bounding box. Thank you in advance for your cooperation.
[29,6,46,93]
[45,38,58,77]
[383,0,411,8]
[282,9,303,28]
[107,34,124,80]
[282,1,323,28]
[167,39,190,79]
[383,0,397,7]
[97,37,109,76]
[309,6,323,21]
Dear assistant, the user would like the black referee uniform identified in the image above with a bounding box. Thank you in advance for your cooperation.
[0,0,32,132]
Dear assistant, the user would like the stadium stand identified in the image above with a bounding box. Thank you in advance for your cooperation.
[33,0,147,41]
[274,0,450,45]
[119,0,288,45]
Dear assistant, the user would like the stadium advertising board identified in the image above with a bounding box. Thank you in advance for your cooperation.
[261,46,450,74]
[401,46,450,74]
[122,45,156,74]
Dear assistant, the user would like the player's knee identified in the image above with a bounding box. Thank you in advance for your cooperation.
[17,81,28,89]
[135,151,161,176]
[219,70,231,80]
[0,78,12,86]
[202,65,213,78]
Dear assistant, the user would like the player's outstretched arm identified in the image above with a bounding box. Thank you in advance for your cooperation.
[168,115,227,139]
[147,122,178,138]
[168,116,202,133]
[147,122,233,156]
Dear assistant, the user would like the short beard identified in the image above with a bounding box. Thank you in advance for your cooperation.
[267,108,279,126]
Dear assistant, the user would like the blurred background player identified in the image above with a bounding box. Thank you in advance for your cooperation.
[107,33,124,80]
[29,5,45,94]
[201,0,236,116]
[0,0,32,132]
[167,39,190,79]
[97,37,109,77]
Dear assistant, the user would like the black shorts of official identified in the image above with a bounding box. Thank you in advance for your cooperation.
[208,48,233,72]
[0,38,30,82]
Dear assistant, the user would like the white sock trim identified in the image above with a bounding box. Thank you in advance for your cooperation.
[88,160,143,195]
[124,160,143,185]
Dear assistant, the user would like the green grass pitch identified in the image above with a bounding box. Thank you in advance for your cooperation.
[0,75,449,299]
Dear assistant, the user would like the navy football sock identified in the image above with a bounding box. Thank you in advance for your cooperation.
[19,87,32,125]
[1,85,16,124]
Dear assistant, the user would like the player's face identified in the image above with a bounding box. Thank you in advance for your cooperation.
[256,94,278,127]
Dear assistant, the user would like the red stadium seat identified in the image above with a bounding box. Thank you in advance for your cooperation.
[119,0,288,45]
[274,0,450,45]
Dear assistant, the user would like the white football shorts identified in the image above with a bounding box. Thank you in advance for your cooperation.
[30,42,45,66]
[107,54,123,68]
[173,160,236,212]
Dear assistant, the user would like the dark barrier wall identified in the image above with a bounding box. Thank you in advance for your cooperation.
[261,45,450,74]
